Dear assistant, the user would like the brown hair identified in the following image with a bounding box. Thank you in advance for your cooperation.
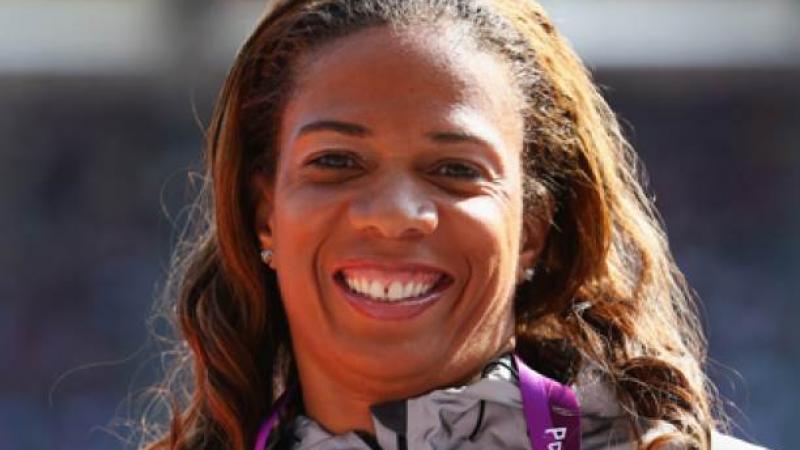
[138,1,720,449]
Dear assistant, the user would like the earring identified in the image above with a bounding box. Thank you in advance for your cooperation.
[260,249,273,266]
[523,267,536,282]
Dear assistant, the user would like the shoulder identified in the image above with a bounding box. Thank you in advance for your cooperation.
[571,364,769,450]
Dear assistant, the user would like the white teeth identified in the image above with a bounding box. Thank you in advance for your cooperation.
[342,274,440,301]
[388,282,403,300]
[368,280,385,299]
[401,282,414,299]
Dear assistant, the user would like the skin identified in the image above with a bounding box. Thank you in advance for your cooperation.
[250,24,551,435]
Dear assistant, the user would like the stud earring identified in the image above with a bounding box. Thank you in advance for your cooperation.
[523,267,536,282]
[260,249,273,266]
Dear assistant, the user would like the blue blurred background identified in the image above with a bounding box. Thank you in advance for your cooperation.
[1,1,797,449]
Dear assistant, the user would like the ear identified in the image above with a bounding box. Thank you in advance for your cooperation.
[518,193,555,281]
[250,165,276,257]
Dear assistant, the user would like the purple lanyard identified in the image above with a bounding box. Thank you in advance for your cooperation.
[514,355,581,450]
[254,355,580,450]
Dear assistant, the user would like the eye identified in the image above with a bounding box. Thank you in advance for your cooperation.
[432,161,482,180]
[307,152,360,170]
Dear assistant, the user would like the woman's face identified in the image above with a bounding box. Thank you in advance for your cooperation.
[252,25,549,397]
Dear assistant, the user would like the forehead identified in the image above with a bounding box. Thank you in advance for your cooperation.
[283,24,524,140]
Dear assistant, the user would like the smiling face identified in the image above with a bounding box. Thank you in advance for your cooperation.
[251,24,549,402]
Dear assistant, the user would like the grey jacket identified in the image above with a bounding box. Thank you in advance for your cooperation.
[281,356,767,450]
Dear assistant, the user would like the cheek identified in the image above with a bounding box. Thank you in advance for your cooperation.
[442,190,523,349]
[270,181,344,287]
[269,182,349,335]
[451,190,523,284]
[273,186,334,240]
[271,168,347,249]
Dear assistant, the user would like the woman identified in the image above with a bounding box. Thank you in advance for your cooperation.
[138,1,765,449]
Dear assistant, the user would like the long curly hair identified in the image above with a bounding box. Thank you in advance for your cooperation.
[137,1,721,449]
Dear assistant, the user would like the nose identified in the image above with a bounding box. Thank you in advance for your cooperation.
[348,173,438,239]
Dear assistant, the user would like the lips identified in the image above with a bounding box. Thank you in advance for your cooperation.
[332,261,454,320]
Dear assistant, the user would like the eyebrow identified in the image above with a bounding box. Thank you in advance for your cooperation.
[297,120,371,138]
[296,120,493,149]
[425,130,492,148]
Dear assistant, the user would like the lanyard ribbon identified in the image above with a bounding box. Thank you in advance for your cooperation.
[255,355,581,450]
[514,354,581,450]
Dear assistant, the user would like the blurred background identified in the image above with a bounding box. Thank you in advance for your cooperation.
[1,0,797,449]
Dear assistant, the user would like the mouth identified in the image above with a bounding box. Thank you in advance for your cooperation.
[332,263,454,320]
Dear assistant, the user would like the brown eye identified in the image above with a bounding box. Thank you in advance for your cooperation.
[433,162,482,180]
[308,152,360,170]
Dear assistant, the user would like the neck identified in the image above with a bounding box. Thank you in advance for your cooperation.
[295,355,445,435]
[292,340,516,436]
[300,374,378,435]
